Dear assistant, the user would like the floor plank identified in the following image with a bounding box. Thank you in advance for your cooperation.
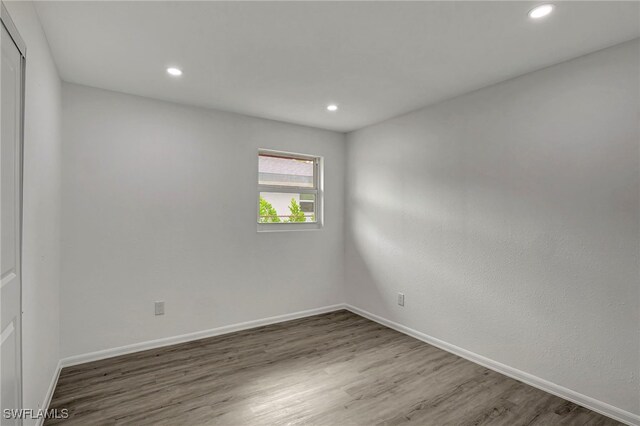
[46,310,621,425]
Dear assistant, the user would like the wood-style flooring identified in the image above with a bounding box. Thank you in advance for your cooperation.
[46,310,620,425]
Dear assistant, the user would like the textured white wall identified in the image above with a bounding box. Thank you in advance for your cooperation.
[4,0,62,419]
[345,40,640,415]
[61,83,345,357]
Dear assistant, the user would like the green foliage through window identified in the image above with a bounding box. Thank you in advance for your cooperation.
[286,198,306,222]
[259,196,281,223]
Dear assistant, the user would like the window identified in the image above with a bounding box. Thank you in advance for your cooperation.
[257,150,322,230]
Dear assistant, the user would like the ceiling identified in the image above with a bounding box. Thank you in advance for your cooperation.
[34,1,639,132]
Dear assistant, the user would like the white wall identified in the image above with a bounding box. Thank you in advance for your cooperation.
[61,83,345,357]
[345,40,639,415]
[4,0,62,419]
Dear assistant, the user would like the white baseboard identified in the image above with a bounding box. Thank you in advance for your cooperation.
[60,304,347,368]
[344,304,640,426]
[37,359,62,426]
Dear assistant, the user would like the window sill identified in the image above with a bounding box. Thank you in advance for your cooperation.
[257,222,323,232]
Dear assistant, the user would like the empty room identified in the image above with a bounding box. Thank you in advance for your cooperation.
[0,0,638,425]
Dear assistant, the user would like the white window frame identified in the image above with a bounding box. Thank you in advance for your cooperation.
[257,149,323,232]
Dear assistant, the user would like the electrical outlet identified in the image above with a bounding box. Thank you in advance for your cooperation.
[397,293,405,307]
[154,301,165,316]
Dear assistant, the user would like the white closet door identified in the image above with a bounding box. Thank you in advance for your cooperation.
[1,10,24,425]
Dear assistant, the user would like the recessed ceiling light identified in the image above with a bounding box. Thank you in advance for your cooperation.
[528,4,554,19]
[327,104,338,112]
[166,67,183,76]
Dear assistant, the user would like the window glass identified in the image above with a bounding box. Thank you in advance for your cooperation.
[259,192,316,223]
[258,154,315,188]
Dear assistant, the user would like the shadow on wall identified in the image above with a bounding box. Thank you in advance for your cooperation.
[347,131,633,382]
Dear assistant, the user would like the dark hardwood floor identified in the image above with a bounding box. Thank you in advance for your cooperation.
[46,310,620,425]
